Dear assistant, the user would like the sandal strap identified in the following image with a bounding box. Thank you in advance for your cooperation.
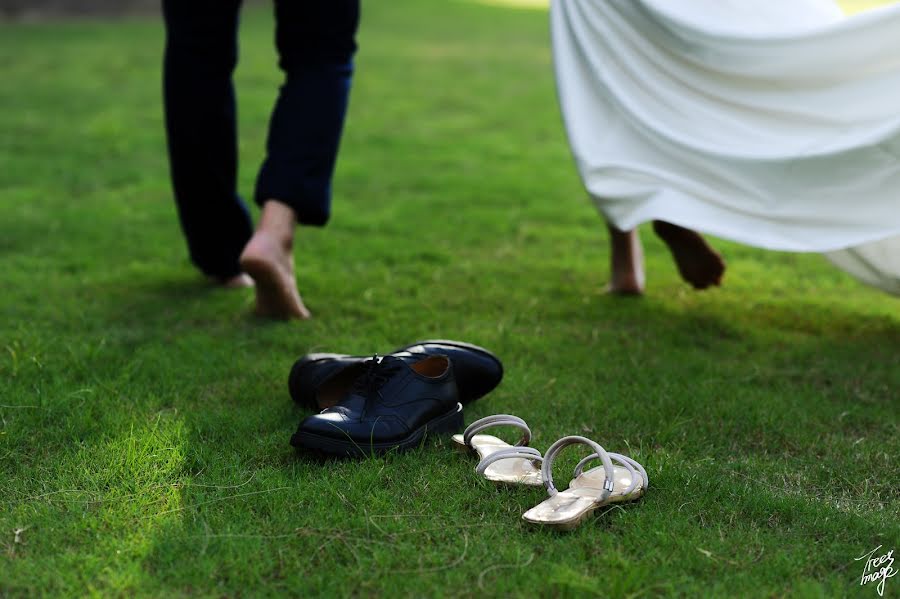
[474,447,543,476]
[573,452,647,495]
[462,414,532,448]
[610,453,649,491]
[541,436,614,503]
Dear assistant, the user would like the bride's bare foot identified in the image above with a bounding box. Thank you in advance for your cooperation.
[652,220,725,290]
[239,200,311,320]
[607,223,645,295]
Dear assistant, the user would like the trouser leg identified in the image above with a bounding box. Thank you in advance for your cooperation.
[253,0,360,226]
[163,0,253,278]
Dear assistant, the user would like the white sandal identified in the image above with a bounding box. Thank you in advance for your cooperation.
[452,415,543,486]
[569,450,648,503]
[454,416,649,501]
[522,436,648,531]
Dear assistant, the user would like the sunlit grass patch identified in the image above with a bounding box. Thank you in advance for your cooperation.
[472,0,548,9]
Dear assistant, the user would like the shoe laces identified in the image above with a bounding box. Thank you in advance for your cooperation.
[351,355,403,400]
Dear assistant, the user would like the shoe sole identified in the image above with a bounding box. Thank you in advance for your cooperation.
[291,403,464,458]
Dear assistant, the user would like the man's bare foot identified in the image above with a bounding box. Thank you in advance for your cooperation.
[239,200,311,320]
[210,273,254,289]
[652,220,726,290]
[607,223,645,295]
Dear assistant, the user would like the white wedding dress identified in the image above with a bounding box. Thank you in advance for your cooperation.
[551,0,900,295]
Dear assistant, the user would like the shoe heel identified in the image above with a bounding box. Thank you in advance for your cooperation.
[288,357,320,409]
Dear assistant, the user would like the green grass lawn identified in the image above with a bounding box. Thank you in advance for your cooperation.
[1,1,897,596]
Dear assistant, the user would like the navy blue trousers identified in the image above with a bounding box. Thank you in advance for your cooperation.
[162,0,359,278]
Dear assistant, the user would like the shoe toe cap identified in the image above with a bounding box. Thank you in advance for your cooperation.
[294,410,350,438]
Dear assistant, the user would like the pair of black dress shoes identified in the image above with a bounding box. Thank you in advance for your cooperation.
[289,340,503,457]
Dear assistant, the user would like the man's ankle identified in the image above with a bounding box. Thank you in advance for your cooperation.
[258,199,297,242]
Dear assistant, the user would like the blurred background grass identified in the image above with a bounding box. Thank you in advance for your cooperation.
[0,0,895,18]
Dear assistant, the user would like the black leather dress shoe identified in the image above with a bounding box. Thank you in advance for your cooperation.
[290,354,462,457]
[288,339,503,411]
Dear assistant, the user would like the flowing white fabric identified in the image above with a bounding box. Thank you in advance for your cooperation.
[551,0,900,295]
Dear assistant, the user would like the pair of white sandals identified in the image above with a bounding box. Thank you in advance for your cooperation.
[452,415,648,531]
